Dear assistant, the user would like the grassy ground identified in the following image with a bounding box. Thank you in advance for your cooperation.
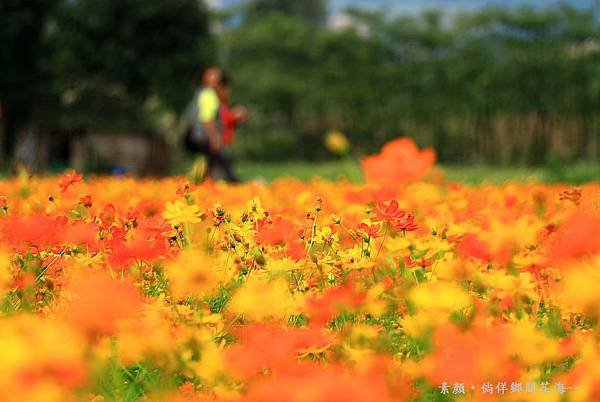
[235,160,363,182]
[234,159,600,184]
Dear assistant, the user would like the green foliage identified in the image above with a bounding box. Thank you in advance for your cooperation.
[49,0,214,129]
[5,1,600,168]
[222,3,600,164]
[94,362,174,402]
[0,0,61,155]
[0,0,214,159]
[222,12,390,159]
[243,0,327,25]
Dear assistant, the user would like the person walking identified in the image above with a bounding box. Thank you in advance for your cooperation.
[185,67,239,183]
[216,73,247,147]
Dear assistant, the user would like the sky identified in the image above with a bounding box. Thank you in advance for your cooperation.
[329,0,595,14]
[216,0,597,15]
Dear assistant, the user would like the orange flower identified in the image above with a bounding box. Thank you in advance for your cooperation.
[256,216,297,246]
[79,194,92,207]
[371,200,418,233]
[305,283,365,326]
[58,170,83,193]
[65,270,143,336]
[286,238,306,261]
[1,216,54,249]
[421,322,520,385]
[361,137,435,183]
[225,324,331,379]
[457,233,491,262]
[107,235,167,268]
[239,362,396,402]
[357,222,382,239]
[549,212,600,264]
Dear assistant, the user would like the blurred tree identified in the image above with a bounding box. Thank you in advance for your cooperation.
[3,0,600,168]
[50,0,214,130]
[243,0,327,26]
[223,2,600,165]
[0,0,214,168]
[222,12,386,159]
[0,0,60,163]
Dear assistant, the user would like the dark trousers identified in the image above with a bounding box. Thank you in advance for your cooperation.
[195,141,239,183]
[183,128,240,183]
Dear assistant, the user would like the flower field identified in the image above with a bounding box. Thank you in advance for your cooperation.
[1,140,600,401]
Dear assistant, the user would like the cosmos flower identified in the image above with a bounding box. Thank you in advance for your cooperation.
[163,200,203,227]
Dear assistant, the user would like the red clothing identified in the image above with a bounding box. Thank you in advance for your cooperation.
[220,102,237,145]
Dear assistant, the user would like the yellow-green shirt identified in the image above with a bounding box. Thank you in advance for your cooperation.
[199,87,219,123]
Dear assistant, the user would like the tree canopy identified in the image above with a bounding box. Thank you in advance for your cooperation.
[0,0,214,162]
[2,1,600,167]
[222,3,600,164]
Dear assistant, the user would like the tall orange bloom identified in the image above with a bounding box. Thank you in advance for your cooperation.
[361,137,435,183]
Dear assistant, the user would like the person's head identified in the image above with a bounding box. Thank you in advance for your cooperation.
[217,73,231,100]
[201,67,221,88]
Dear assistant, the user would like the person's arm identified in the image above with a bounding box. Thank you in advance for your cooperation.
[203,120,220,151]
[232,106,248,126]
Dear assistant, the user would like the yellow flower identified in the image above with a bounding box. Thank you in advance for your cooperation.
[401,282,472,337]
[163,200,202,227]
[509,320,560,366]
[188,157,207,184]
[188,330,227,382]
[480,270,536,302]
[0,249,14,295]
[116,303,179,364]
[265,257,298,275]
[364,283,386,317]
[325,130,350,156]
[165,249,220,300]
[401,311,437,338]
[229,276,301,321]
[339,245,374,271]
[559,259,600,318]
[315,226,339,248]
[408,281,471,313]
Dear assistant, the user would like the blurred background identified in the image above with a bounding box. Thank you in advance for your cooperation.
[2,0,600,181]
